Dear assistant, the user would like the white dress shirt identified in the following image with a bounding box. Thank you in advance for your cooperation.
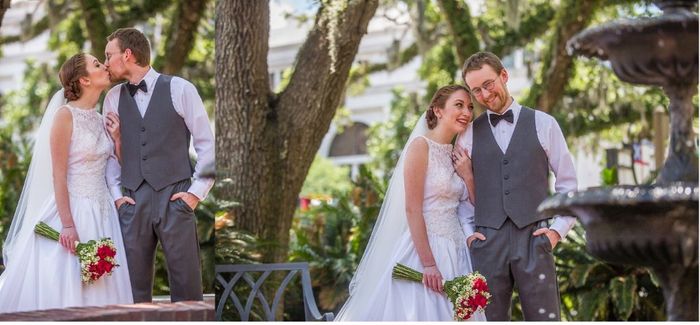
[456,99,578,239]
[103,68,215,201]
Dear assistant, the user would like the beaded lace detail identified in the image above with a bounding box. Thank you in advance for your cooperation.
[415,136,467,246]
[64,105,112,205]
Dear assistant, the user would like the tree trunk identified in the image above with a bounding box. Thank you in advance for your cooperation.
[217,0,379,263]
[158,0,209,74]
[0,0,10,30]
[522,0,601,113]
[78,0,109,57]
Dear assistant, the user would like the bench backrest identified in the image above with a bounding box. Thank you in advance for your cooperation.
[215,262,334,321]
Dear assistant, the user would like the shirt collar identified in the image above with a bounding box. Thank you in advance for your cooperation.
[142,67,159,90]
[130,67,159,89]
[486,98,521,121]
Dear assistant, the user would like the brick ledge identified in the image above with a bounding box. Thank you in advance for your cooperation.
[0,294,215,321]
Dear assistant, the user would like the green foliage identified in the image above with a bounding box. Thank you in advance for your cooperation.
[418,37,459,102]
[477,0,555,57]
[553,58,669,138]
[288,166,383,315]
[366,88,422,184]
[0,61,58,244]
[300,155,352,198]
[601,167,618,186]
[555,225,665,320]
[212,179,252,265]
[213,180,263,321]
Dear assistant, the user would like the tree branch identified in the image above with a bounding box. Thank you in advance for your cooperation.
[0,15,50,45]
[0,0,10,29]
[279,0,378,134]
[277,0,379,199]
[436,0,479,67]
[114,0,173,28]
[486,2,556,58]
[79,0,110,56]
[155,0,210,74]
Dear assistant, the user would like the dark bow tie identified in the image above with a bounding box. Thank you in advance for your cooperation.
[126,80,147,97]
[489,109,514,126]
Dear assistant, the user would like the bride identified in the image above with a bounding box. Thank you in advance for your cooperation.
[335,85,485,321]
[0,53,133,312]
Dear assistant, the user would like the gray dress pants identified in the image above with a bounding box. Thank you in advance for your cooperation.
[117,179,203,303]
[469,219,560,321]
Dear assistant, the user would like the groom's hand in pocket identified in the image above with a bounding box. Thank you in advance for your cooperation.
[467,232,486,248]
[533,228,561,249]
[170,192,200,210]
[115,196,135,209]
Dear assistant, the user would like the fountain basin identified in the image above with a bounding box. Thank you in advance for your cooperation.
[567,12,698,86]
[539,183,698,268]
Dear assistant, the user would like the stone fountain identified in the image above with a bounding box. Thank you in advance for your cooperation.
[538,0,698,321]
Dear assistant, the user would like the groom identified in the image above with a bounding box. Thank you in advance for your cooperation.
[456,52,577,320]
[102,28,215,303]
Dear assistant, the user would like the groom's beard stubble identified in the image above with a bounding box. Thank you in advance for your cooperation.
[481,91,508,113]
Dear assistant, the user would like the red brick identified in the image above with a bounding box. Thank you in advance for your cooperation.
[0,297,215,321]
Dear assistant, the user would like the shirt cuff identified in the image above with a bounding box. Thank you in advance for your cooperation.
[187,178,214,201]
[110,186,123,202]
[462,223,474,239]
[549,215,576,239]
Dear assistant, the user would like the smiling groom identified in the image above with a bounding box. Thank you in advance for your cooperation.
[457,51,578,321]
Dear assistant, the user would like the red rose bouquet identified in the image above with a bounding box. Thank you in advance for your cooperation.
[35,221,119,284]
[392,263,491,321]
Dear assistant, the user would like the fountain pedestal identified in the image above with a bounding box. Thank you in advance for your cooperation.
[539,0,698,320]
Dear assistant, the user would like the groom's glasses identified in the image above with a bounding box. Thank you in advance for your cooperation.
[470,79,496,98]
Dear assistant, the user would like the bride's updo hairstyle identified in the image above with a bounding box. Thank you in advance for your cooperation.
[426,84,469,129]
[58,53,88,101]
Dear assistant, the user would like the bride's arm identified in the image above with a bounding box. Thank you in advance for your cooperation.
[50,107,80,253]
[403,138,443,293]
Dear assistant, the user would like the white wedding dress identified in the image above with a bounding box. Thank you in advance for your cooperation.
[0,104,133,313]
[336,134,485,321]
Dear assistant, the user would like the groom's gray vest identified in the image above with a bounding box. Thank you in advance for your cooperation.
[118,75,194,191]
[472,106,549,229]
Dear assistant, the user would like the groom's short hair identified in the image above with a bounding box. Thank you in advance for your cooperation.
[461,51,505,81]
[107,28,151,67]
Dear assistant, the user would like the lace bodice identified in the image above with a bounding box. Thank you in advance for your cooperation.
[416,136,468,245]
[65,105,113,200]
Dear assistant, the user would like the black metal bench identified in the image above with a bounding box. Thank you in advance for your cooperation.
[215,262,334,321]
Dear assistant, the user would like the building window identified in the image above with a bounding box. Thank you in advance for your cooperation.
[328,122,369,157]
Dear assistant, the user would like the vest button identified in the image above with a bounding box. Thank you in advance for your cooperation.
[142,156,147,161]
[505,190,510,195]
[141,127,146,132]
[503,159,509,165]
[142,142,146,146]
[504,175,509,180]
